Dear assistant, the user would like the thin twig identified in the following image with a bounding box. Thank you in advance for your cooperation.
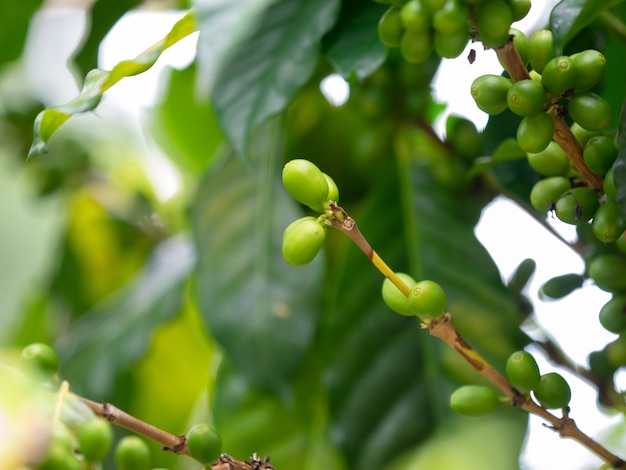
[77,396,276,469]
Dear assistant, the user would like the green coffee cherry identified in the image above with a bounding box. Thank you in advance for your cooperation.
[554,187,599,225]
[432,0,469,34]
[533,372,571,409]
[568,92,612,131]
[450,385,500,417]
[599,295,626,333]
[538,273,584,300]
[506,79,545,117]
[507,0,531,21]
[470,74,512,115]
[309,173,339,212]
[541,56,577,95]
[527,141,570,177]
[571,50,606,91]
[434,30,468,59]
[378,6,404,47]
[445,115,483,160]
[592,202,626,243]
[605,335,626,369]
[400,0,430,32]
[588,349,616,379]
[604,167,617,201]
[407,280,447,318]
[583,136,617,175]
[516,113,554,153]
[187,423,222,466]
[505,351,540,393]
[529,29,555,74]
[588,254,626,293]
[529,176,571,212]
[475,0,513,48]
[21,343,59,377]
[282,217,326,266]
[282,159,329,208]
[78,418,113,463]
[382,272,418,316]
[507,258,536,292]
[114,436,150,470]
[401,29,433,63]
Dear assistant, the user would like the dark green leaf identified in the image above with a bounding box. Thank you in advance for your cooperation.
[211,0,340,162]
[550,0,622,52]
[0,0,43,67]
[28,11,196,158]
[190,148,324,391]
[55,237,194,398]
[71,0,142,78]
[614,100,626,219]
[149,63,223,176]
[322,0,388,81]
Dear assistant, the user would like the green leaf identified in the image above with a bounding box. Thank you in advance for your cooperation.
[194,0,276,92]
[211,0,340,162]
[322,0,388,81]
[190,148,324,392]
[55,237,194,398]
[0,0,43,67]
[70,0,142,78]
[550,0,622,53]
[149,63,223,176]
[28,11,197,158]
[614,100,626,219]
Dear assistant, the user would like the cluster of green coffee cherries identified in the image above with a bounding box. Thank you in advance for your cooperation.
[16,343,222,470]
[376,0,531,63]
[451,350,572,417]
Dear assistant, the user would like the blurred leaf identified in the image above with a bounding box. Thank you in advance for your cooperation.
[0,156,65,344]
[614,100,626,219]
[28,11,197,158]
[322,0,388,81]
[191,148,324,392]
[55,237,195,398]
[212,361,346,470]
[0,0,43,67]
[211,0,340,162]
[71,0,142,78]
[194,0,275,93]
[550,0,622,53]
[386,412,527,470]
[149,63,222,176]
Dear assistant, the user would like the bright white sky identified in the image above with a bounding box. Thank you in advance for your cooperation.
[22,3,625,469]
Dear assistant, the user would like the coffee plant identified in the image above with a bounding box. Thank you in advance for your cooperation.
[2,0,626,468]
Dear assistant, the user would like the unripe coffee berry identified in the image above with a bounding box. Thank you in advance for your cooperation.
[588,254,626,293]
[507,79,545,117]
[583,136,617,176]
[599,295,626,334]
[382,272,417,316]
[471,75,512,115]
[541,56,577,95]
[114,436,150,470]
[309,173,339,212]
[187,423,222,466]
[568,92,611,131]
[529,29,555,74]
[571,50,606,91]
[378,6,404,47]
[450,385,500,417]
[527,142,570,177]
[506,351,540,393]
[516,113,554,154]
[282,217,326,266]
[474,0,513,48]
[78,418,113,463]
[529,176,571,212]
[407,280,447,318]
[554,187,599,225]
[592,202,626,243]
[21,343,59,377]
[533,372,571,409]
[282,159,329,208]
